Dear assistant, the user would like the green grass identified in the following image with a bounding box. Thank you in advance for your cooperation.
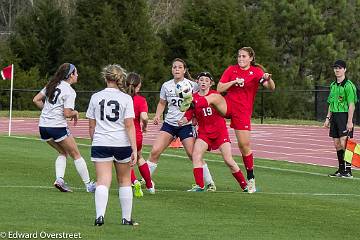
[0,135,360,239]
[0,111,323,125]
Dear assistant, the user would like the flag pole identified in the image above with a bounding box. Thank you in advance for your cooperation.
[8,64,14,136]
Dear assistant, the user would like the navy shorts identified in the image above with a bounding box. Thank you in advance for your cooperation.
[39,127,70,142]
[91,146,132,163]
[160,122,194,141]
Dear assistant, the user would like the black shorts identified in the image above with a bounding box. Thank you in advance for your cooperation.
[329,112,353,138]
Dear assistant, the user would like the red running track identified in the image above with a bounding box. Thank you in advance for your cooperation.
[1,117,359,169]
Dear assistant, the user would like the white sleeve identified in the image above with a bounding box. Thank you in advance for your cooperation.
[160,84,167,100]
[63,90,76,109]
[86,96,95,119]
[40,87,46,95]
[124,96,135,119]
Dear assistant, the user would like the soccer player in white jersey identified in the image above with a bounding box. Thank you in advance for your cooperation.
[147,58,216,191]
[33,63,95,193]
[86,64,138,226]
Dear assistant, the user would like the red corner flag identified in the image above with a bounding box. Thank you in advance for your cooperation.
[1,65,13,80]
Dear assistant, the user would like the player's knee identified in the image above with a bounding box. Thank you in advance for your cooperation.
[69,149,81,160]
[191,153,202,164]
[238,144,250,154]
[150,147,162,159]
[224,158,237,169]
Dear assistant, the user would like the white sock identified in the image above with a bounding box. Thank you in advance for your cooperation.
[95,185,108,218]
[74,157,90,184]
[146,160,158,176]
[119,186,133,221]
[203,164,214,185]
[55,155,67,179]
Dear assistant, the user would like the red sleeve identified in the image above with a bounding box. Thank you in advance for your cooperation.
[255,66,264,81]
[219,66,233,83]
[137,96,148,113]
[184,108,194,121]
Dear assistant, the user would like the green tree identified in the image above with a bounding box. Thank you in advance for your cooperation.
[9,0,68,77]
[65,0,164,91]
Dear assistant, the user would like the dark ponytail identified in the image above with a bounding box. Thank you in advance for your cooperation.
[125,72,142,97]
[45,63,74,100]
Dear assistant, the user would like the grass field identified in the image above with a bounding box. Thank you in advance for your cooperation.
[0,135,359,240]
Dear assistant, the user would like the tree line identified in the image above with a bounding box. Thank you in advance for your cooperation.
[1,0,360,119]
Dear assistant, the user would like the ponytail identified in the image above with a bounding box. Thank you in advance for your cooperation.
[45,63,73,100]
[125,72,142,97]
[102,64,127,93]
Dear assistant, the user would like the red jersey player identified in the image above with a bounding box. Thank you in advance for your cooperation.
[179,72,248,192]
[126,73,154,196]
[182,47,275,193]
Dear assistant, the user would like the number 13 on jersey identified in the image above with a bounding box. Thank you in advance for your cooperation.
[99,99,120,122]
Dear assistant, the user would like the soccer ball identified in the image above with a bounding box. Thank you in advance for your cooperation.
[175,81,193,99]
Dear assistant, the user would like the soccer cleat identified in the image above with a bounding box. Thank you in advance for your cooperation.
[242,186,249,193]
[247,178,257,193]
[147,180,155,194]
[328,170,341,178]
[86,181,96,193]
[94,216,104,226]
[179,95,193,112]
[122,218,139,226]
[53,178,72,192]
[187,184,205,192]
[206,182,217,192]
[340,172,353,179]
[133,181,143,198]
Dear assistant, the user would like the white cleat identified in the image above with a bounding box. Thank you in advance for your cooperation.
[206,182,217,192]
[247,178,257,193]
[147,181,155,194]
[86,181,96,193]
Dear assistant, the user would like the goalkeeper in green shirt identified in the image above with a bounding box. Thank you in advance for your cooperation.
[324,60,357,178]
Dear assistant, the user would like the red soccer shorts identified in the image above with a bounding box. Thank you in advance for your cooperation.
[225,98,251,131]
[198,129,230,151]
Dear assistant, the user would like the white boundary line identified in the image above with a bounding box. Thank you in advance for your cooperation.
[0,185,359,197]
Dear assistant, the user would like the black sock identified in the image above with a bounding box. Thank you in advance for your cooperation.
[345,162,352,174]
[337,149,345,172]
[247,170,254,180]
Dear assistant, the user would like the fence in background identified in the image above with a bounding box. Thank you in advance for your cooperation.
[1,87,360,124]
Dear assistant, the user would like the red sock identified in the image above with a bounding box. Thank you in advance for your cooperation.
[193,167,204,188]
[232,170,247,190]
[242,153,254,170]
[196,96,209,108]
[139,163,153,189]
[130,168,137,184]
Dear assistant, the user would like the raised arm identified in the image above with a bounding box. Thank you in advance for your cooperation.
[217,80,241,93]
[262,73,275,91]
